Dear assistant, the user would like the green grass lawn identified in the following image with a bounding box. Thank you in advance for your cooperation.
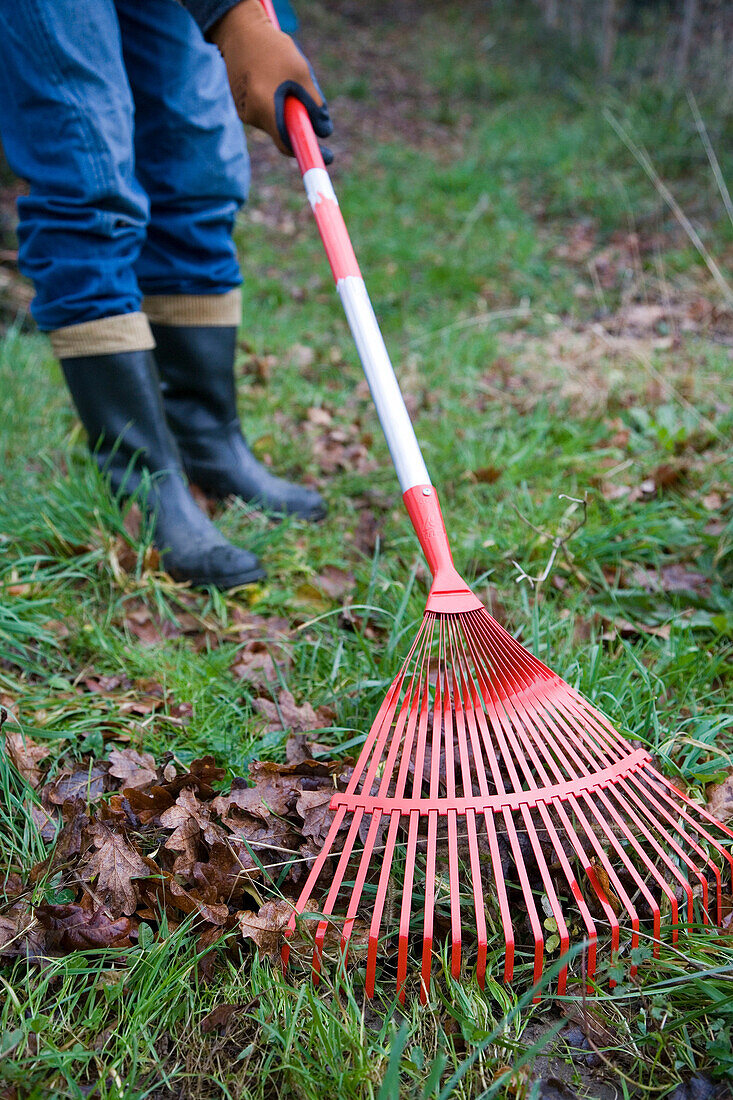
[1,2,733,1097]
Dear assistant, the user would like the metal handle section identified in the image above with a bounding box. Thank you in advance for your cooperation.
[282,98,431,492]
[337,276,429,491]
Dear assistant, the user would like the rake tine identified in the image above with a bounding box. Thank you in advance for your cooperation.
[364,620,434,998]
[421,810,439,1000]
[367,812,402,997]
[400,638,432,1000]
[567,793,642,966]
[644,769,733,861]
[608,776,701,931]
[313,808,365,981]
[452,621,494,988]
[394,628,433,1002]
[593,787,675,954]
[578,789,664,971]
[341,809,383,955]
[470,659,548,988]
[552,797,621,968]
[420,619,445,1000]
[283,804,348,970]
[488,677,664,963]
[634,769,733,923]
[456,641,532,985]
[460,647,569,993]
[505,806,546,993]
[481,677,685,953]
[472,613,625,766]
[456,622,573,992]
[346,619,430,801]
[398,811,421,1001]
[469,672,606,980]
[537,800,598,988]
[314,686,411,981]
[442,654,462,980]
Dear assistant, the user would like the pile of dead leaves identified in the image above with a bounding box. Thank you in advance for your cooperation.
[0,711,356,976]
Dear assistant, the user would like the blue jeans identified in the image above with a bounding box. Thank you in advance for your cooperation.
[0,0,249,331]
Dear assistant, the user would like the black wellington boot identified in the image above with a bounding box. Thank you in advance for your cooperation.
[60,349,266,589]
[151,323,327,521]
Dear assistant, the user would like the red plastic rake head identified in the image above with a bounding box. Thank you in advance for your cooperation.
[282,488,733,1000]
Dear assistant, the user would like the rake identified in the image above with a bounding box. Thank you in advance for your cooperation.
[261,2,733,1001]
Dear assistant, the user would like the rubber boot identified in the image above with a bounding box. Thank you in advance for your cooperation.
[60,349,266,589]
[150,323,327,521]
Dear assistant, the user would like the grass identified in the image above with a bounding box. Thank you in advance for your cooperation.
[2,0,733,1095]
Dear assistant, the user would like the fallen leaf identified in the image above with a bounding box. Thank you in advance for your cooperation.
[47,763,106,805]
[622,303,665,332]
[191,840,259,900]
[348,507,381,557]
[237,899,294,959]
[161,756,226,800]
[296,789,336,846]
[230,640,290,687]
[291,344,316,370]
[707,772,733,823]
[602,617,672,641]
[124,601,182,647]
[80,823,149,915]
[652,463,687,491]
[200,1003,245,1034]
[35,902,132,950]
[253,689,335,735]
[631,564,711,597]
[212,780,272,823]
[167,878,229,926]
[123,785,176,823]
[588,857,622,916]
[29,800,58,842]
[160,787,224,849]
[312,566,355,601]
[3,729,52,788]
[0,901,46,962]
[108,748,157,789]
[471,465,502,484]
[285,734,331,765]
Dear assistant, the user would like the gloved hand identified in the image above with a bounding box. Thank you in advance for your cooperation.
[210,0,333,162]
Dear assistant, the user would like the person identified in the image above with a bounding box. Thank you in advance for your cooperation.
[0,0,334,589]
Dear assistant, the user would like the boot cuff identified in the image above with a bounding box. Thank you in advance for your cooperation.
[142,289,242,327]
[50,312,155,359]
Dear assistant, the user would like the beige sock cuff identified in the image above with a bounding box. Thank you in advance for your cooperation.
[49,312,155,359]
[142,288,242,326]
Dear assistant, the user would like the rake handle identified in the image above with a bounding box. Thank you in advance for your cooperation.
[258,1,479,611]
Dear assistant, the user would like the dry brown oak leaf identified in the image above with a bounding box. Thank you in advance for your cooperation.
[35,902,132,951]
[296,789,335,846]
[253,688,335,735]
[108,747,157,789]
[80,822,149,915]
[707,773,733,824]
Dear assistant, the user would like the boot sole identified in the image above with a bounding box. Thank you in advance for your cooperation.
[169,564,267,591]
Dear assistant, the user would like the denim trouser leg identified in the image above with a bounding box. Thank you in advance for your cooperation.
[117,0,249,299]
[0,0,149,330]
[0,0,248,331]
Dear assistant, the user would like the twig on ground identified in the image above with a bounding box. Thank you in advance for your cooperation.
[512,494,588,595]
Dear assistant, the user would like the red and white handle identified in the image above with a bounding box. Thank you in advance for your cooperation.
[259,2,480,612]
